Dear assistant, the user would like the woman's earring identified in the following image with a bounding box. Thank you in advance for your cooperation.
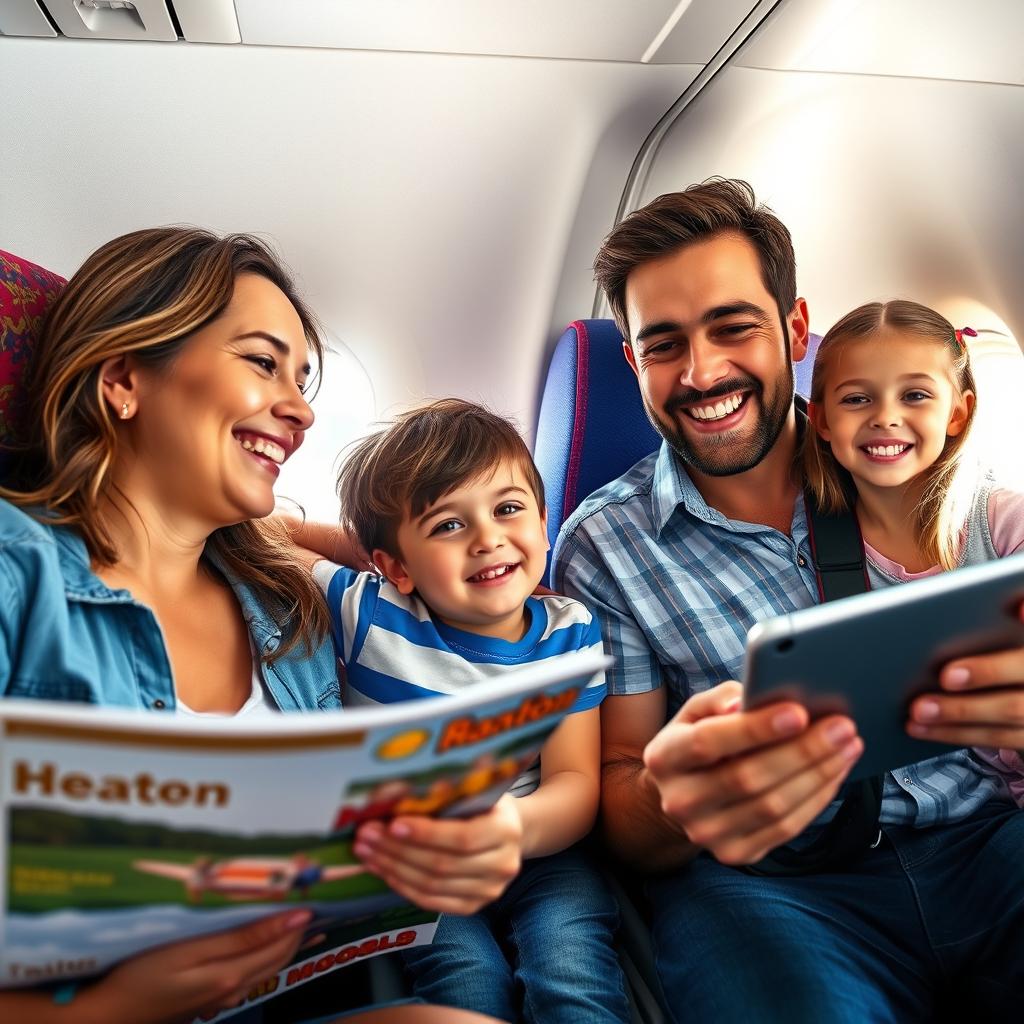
[120,402,130,420]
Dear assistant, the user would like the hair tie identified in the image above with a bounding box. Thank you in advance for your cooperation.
[952,326,977,353]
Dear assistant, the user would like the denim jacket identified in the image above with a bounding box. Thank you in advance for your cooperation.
[0,499,339,712]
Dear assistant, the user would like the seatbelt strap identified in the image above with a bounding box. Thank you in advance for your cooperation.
[745,485,883,875]
[804,487,871,602]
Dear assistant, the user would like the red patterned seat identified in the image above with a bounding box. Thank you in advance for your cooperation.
[0,249,66,456]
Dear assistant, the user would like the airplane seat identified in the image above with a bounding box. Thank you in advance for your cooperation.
[0,248,67,475]
[535,318,821,584]
[534,319,659,585]
[533,318,822,1023]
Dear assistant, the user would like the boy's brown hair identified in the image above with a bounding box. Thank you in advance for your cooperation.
[337,398,546,559]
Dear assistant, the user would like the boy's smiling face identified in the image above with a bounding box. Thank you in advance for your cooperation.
[373,459,549,642]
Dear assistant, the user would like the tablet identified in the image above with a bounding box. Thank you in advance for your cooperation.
[742,551,1024,780]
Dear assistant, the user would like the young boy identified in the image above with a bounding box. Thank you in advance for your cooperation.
[307,399,630,1024]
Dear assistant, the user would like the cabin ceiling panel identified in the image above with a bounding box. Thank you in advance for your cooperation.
[645,0,760,63]
[738,0,1024,86]
[233,0,681,62]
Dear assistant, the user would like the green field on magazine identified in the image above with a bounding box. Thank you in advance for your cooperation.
[9,841,378,913]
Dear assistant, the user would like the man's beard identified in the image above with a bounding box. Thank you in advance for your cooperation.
[647,368,795,478]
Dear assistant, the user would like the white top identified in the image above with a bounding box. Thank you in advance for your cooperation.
[176,645,278,717]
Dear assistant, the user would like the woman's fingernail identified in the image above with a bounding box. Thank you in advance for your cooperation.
[943,667,970,689]
[353,843,372,859]
[389,821,412,838]
[915,699,941,721]
[284,910,313,930]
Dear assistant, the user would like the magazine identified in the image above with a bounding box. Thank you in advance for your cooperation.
[0,647,608,1020]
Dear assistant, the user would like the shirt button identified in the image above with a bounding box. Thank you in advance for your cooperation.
[797,555,807,568]
[903,777,912,785]
[152,699,166,710]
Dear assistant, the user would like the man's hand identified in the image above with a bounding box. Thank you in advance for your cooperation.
[908,602,1024,753]
[643,681,863,865]
[352,793,522,914]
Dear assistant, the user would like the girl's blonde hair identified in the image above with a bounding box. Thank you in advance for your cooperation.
[1,227,330,662]
[803,299,977,570]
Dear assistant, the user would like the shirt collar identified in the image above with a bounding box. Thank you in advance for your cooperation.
[651,442,721,535]
[51,523,125,601]
[54,521,283,653]
[204,544,283,655]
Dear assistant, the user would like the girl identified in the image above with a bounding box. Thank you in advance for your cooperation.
[803,298,1024,805]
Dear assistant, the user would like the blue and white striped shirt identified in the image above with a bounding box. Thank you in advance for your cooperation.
[313,562,606,795]
[552,441,1007,828]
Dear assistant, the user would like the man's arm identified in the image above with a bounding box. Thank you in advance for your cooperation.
[600,688,698,871]
[276,515,373,572]
[552,522,693,868]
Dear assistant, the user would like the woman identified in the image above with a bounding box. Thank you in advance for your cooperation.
[0,228,519,1023]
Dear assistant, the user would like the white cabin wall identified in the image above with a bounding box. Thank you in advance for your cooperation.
[1,39,690,435]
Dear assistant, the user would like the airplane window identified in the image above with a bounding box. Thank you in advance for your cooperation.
[274,340,375,523]
[964,328,1024,490]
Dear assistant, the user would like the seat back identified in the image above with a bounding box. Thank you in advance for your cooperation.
[0,249,67,470]
[534,317,820,582]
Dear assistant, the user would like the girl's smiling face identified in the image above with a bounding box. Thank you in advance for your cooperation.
[809,329,974,493]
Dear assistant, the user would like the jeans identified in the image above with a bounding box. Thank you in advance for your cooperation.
[401,845,631,1023]
[647,800,1024,1023]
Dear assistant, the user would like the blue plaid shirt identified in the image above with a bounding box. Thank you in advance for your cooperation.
[552,441,1010,828]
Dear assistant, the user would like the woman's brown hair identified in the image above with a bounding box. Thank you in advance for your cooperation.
[2,226,330,661]
[803,299,977,570]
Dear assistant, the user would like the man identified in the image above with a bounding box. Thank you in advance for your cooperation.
[552,178,1024,1019]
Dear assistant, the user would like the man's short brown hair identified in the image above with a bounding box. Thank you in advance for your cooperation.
[594,178,797,341]
[337,398,545,559]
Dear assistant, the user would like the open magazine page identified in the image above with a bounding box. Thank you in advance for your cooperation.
[0,647,608,1021]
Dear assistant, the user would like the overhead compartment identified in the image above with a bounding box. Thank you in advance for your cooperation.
[41,0,177,42]
[6,0,241,44]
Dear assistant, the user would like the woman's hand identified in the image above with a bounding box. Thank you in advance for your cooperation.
[353,793,523,915]
[74,910,312,1024]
